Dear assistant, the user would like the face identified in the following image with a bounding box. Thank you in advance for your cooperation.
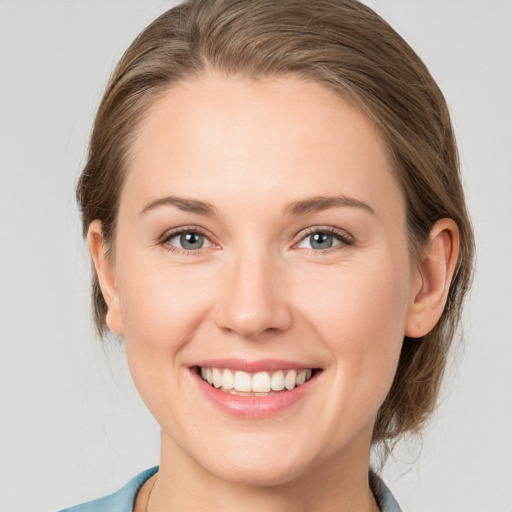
[98,73,420,485]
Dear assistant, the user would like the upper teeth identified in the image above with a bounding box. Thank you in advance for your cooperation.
[200,367,313,393]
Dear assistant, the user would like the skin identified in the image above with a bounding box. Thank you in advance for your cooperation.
[89,73,459,512]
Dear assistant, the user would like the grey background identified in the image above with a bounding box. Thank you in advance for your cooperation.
[1,1,511,511]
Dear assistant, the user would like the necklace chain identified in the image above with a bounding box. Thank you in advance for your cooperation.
[145,475,158,512]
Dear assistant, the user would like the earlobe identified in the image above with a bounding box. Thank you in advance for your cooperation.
[88,220,124,335]
[405,218,460,338]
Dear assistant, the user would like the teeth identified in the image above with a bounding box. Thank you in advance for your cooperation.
[212,368,222,388]
[199,367,315,393]
[252,372,271,393]
[234,371,252,392]
[284,369,296,390]
[222,369,234,390]
[271,370,285,391]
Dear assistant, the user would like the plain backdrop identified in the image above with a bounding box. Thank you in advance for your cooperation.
[1,1,511,511]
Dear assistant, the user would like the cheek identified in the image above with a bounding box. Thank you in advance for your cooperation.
[299,256,409,341]
[114,257,222,429]
[294,252,410,402]
[118,260,216,355]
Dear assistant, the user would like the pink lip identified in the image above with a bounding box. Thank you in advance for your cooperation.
[193,358,314,372]
[190,365,319,419]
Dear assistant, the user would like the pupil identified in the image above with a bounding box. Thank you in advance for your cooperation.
[181,232,203,250]
[311,232,333,249]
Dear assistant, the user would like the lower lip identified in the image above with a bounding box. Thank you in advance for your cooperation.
[192,370,317,419]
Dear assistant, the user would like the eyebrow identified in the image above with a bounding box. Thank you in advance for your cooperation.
[139,194,375,218]
[284,195,375,216]
[140,196,217,217]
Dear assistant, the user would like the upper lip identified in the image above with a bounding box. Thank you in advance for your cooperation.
[193,358,319,372]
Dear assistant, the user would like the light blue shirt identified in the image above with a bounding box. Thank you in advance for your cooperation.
[59,467,402,511]
[58,467,158,512]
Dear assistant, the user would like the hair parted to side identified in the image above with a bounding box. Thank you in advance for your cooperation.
[77,0,474,445]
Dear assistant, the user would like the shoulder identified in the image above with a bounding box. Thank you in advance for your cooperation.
[369,471,403,512]
[58,467,159,512]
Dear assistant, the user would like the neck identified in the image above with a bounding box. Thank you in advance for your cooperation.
[143,429,379,512]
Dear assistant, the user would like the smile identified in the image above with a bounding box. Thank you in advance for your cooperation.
[191,362,322,418]
[199,367,315,395]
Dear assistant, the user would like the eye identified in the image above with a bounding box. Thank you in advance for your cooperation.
[162,228,215,252]
[296,228,353,251]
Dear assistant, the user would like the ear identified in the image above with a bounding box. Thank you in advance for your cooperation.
[405,218,460,338]
[88,220,124,335]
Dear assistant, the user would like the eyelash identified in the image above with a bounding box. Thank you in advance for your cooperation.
[294,226,355,254]
[159,226,355,255]
[159,226,214,256]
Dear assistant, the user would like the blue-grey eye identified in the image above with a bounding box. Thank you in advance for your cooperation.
[179,232,204,250]
[166,231,208,250]
[297,230,346,250]
[309,232,334,249]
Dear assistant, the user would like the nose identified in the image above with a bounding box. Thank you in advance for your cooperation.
[213,249,293,340]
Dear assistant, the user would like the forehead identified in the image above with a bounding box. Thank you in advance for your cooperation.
[124,72,404,222]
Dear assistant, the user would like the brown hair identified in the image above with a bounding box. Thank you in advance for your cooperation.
[77,0,474,444]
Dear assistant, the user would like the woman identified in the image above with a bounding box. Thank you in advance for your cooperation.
[61,0,474,510]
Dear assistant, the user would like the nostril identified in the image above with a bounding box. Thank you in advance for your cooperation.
[211,265,293,338]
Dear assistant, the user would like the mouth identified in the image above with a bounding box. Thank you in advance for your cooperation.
[193,366,320,396]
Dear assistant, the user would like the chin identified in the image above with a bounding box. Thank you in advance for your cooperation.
[192,435,318,487]
[207,458,308,487]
